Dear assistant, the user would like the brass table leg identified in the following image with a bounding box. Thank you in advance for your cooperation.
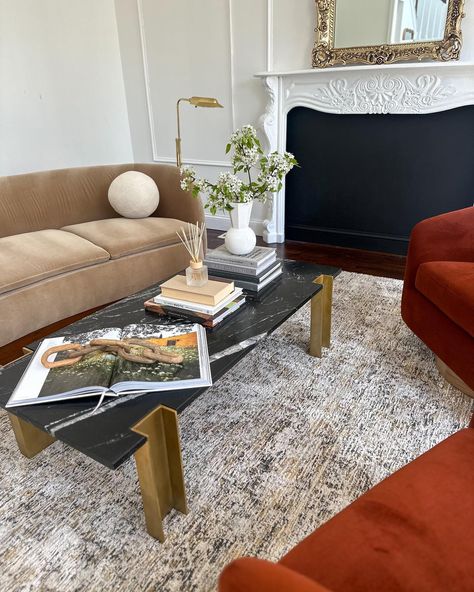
[9,414,55,458]
[132,405,188,542]
[310,289,323,357]
[310,274,334,357]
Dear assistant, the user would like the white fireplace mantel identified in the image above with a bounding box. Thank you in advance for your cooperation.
[255,61,474,243]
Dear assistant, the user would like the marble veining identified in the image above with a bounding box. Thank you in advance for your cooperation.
[0,260,339,469]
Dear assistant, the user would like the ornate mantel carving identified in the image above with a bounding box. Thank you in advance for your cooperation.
[311,75,456,115]
[255,62,474,243]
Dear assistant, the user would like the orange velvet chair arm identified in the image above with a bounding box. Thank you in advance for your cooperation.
[219,558,332,592]
[404,206,474,289]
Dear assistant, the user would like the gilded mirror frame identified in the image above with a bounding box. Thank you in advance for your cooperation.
[312,0,465,68]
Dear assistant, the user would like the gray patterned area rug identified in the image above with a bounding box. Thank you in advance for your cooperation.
[0,272,472,592]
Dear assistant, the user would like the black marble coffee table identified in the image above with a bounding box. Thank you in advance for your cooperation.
[0,260,339,541]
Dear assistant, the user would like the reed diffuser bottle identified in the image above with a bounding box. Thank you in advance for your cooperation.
[177,221,208,287]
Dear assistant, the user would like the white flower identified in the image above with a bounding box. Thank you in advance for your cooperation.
[230,124,258,145]
[238,145,260,167]
[180,165,194,175]
[217,172,243,197]
[180,165,196,189]
[267,152,294,176]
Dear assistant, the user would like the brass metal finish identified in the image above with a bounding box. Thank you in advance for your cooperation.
[315,274,333,348]
[312,0,465,68]
[176,96,223,167]
[310,274,334,357]
[132,406,188,542]
[188,96,224,108]
[9,414,55,458]
[310,289,323,357]
[436,356,474,399]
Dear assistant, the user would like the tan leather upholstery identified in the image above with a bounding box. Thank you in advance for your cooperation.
[0,229,109,295]
[0,163,205,347]
[62,217,185,259]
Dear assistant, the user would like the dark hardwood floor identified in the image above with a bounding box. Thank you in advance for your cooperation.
[0,231,405,366]
[208,230,406,280]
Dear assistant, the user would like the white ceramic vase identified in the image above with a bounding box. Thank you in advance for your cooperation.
[225,200,256,256]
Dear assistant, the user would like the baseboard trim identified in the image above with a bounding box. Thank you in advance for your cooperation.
[285,224,409,255]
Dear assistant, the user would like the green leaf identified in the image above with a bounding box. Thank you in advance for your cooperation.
[225,143,231,154]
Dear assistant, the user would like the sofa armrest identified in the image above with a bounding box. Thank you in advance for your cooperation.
[133,163,205,226]
[219,558,331,592]
[404,207,474,289]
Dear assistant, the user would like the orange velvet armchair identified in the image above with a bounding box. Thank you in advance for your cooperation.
[219,416,474,592]
[401,206,474,394]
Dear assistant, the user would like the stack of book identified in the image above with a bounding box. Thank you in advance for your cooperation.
[204,245,282,293]
[145,274,245,328]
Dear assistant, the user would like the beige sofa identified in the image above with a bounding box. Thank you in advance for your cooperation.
[0,163,205,347]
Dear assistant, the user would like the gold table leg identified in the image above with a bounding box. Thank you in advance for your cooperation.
[9,414,55,458]
[132,405,188,542]
[310,274,334,357]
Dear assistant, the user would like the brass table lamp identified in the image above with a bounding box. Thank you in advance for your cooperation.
[176,96,223,167]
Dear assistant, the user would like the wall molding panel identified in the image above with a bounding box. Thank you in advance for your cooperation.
[136,0,236,167]
[136,0,159,162]
[267,0,274,71]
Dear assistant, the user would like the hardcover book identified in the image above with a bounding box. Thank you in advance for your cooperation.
[160,275,234,306]
[205,253,277,276]
[145,294,246,328]
[205,245,276,268]
[6,323,212,408]
[227,267,282,293]
[207,261,282,284]
[153,287,243,315]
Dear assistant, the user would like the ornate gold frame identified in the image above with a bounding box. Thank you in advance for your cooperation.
[312,0,465,68]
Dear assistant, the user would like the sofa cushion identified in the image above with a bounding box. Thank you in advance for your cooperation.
[0,229,110,296]
[415,261,474,338]
[280,428,474,592]
[62,217,185,259]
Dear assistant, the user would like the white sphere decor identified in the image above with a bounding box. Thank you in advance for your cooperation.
[108,171,160,218]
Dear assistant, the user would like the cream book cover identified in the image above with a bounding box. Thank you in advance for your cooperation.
[160,275,234,306]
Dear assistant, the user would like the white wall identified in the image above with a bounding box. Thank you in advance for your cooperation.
[4,0,472,227]
[0,0,133,176]
[115,0,318,233]
[115,0,270,232]
[116,0,474,234]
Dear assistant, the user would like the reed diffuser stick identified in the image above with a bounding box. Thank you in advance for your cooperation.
[176,221,206,263]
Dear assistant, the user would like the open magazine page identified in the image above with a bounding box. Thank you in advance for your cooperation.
[6,328,122,408]
[110,322,212,393]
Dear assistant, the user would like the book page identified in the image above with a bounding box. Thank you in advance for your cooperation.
[7,328,122,407]
[110,322,211,392]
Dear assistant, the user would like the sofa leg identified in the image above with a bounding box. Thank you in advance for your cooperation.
[436,357,474,399]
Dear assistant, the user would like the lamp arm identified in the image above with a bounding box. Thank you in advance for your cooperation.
[176,98,189,168]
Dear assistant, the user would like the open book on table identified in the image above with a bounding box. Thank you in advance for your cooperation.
[6,323,212,408]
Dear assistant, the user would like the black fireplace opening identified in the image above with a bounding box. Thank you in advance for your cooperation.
[285,105,474,255]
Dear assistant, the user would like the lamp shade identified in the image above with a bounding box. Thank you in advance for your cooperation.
[188,96,223,108]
